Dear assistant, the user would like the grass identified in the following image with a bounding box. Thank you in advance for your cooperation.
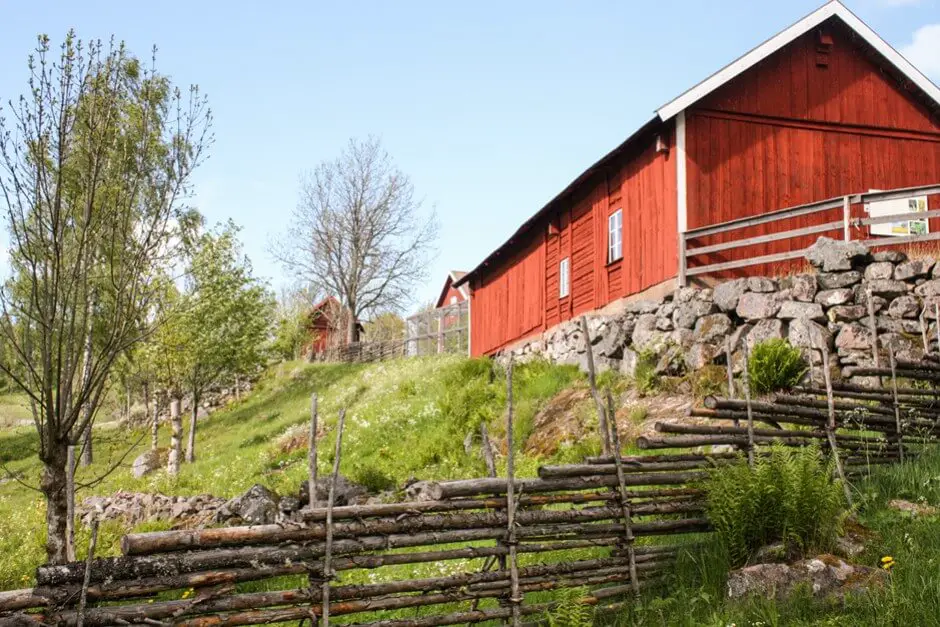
[0,355,589,590]
[0,393,32,429]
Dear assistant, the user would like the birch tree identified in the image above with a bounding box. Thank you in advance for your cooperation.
[274,137,438,343]
[0,33,211,563]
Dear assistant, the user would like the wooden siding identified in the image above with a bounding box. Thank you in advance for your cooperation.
[470,233,545,356]
[436,281,466,308]
[685,23,940,277]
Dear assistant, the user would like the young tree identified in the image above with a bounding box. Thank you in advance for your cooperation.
[271,284,319,361]
[273,136,438,343]
[0,33,211,563]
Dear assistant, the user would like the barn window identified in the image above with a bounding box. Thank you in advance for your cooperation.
[608,209,623,263]
[559,257,570,298]
[450,295,458,305]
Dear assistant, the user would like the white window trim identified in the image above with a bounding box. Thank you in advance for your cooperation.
[608,209,623,263]
[559,257,570,298]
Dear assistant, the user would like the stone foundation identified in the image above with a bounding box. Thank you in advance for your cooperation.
[498,238,939,385]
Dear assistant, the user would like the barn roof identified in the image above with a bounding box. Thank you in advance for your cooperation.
[455,0,940,289]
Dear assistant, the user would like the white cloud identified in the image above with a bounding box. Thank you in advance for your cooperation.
[902,24,940,81]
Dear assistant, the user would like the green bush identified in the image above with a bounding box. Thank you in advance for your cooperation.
[747,339,807,395]
[633,349,660,396]
[543,587,594,627]
[351,463,397,493]
[704,445,846,567]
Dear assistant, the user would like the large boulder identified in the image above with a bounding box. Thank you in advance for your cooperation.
[685,342,723,371]
[631,314,668,353]
[745,319,787,349]
[726,556,885,601]
[299,474,369,508]
[131,448,168,479]
[866,279,911,299]
[673,299,717,329]
[788,274,818,303]
[895,258,934,281]
[815,288,854,307]
[915,279,940,298]
[219,484,280,524]
[817,271,863,290]
[835,323,872,353]
[887,294,921,319]
[624,299,661,314]
[788,318,832,350]
[777,301,825,322]
[863,261,895,281]
[713,279,749,312]
[828,305,867,323]
[805,237,870,272]
[694,313,733,344]
[736,292,781,320]
[748,277,777,293]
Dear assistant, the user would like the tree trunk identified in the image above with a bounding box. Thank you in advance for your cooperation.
[80,423,92,467]
[168,398,182,475]
[234,375,240,401]
[185,391,198,464]
[40,443,70,565]
[151,397,160,451]
[347,307,359,344]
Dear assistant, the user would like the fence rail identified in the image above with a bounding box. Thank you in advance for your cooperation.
[680,183,940,285]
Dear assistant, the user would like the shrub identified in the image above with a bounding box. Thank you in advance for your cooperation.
[747,339,807,395]
[543,587,594,627]
[704,445,846,567]
[633,349,660,396]
[351,463,397,493]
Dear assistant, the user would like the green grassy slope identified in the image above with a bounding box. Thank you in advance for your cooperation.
[0,355,593,588]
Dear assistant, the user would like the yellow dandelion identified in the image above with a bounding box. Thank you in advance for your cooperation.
[881,556,895,571]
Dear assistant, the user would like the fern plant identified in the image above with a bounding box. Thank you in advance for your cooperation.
[704,445,846,567]
[543,587,594,627]
[747,338,807,395]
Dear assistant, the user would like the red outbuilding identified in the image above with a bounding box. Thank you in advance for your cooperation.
[456,1,940,357]
[434,271,470,309]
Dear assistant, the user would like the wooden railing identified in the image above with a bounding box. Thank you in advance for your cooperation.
[679,183,940,285]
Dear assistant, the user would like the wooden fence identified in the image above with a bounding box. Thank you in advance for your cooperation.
[312,339,408,364]
[680,183,940,285]
[5,317,940,625]
[406,300,470,357]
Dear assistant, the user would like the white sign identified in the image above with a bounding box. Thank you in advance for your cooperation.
[867,195,929,237]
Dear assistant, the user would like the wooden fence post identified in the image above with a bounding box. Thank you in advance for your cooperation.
[308,393,318,507]
[580,317,612,457]
[819,342,853,506]
[934,303,940,357]
[607,390,640,595]
[741,341,756,469]
[842,195,851,241]
[505,358,521,627]
[867,288,880,369]
[321,408,346,627]
[921,307,930,355]
[888,348,905,464]
[76,518,99,627]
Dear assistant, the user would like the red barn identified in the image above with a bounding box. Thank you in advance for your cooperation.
[435,271,469,309]
[306,297,363,356]
[456,1,940,357]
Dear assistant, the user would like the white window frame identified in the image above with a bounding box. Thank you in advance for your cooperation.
[608,209,623,263]
[559,257,570,298]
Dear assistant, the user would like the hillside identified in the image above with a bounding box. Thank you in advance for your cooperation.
[0,355,596,587]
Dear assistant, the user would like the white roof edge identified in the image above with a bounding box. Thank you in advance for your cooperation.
[656,0,940,122]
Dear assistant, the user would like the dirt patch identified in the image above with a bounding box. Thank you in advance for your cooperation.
[524,387,593,457]
[612,388,695,444]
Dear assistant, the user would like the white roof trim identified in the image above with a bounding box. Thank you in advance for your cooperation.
[448,271,470,299]
[656,0,940,122]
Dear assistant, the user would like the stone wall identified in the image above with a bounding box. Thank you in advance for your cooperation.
[500,238,939,385]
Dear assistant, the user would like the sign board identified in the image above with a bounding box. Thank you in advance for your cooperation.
[867,194,929,237]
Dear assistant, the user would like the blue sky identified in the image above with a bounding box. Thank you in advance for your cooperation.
[1,0,939,311]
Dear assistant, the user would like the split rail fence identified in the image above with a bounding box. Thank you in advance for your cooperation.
[5,319,940,625]
[679,183,940,285]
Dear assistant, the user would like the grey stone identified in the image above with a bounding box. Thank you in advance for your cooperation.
[828,305,867,322]
[132,449,167,479]
[887,294,921,319]
[624,299,661,314]
[620,348,639,377]
[655,316,674,331]
[835,324,872,352]
[222,484,280,525]
[873,250,907,263]
[694,313,733,344]
[746,319,787,349]
[685,342,722,370]
[788,318,832,350]
[805,237,871,272]
[673,299,717,329]
[674,287,697,303]
[748,277,777,293]
[915,280,940,298]
[815,288,854,307]
[713,279,749,312]
[895,258,935,281]
[736,292,781,320]
[875,316,921,334]
[697,288,714,302]
[789,274,818,303]
[726,556,884,601]
[866,279,911,299]
[777,301,825,322]
[658,302,676,318]
[670,328,695,350]
[863,261,895,281]
[879,332,915,353]
[299,475,368,508]
[631,314,667,352]
[817,271,863,289]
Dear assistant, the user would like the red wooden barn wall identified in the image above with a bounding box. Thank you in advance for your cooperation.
[684,22,940,275]
[472,132,677,356]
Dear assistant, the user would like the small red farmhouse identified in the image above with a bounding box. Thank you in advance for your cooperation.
[435,271,469,309]
[306,296,363,356]
[455,1,940,357]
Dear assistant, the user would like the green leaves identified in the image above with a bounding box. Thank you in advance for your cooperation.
[748,339,808,395]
